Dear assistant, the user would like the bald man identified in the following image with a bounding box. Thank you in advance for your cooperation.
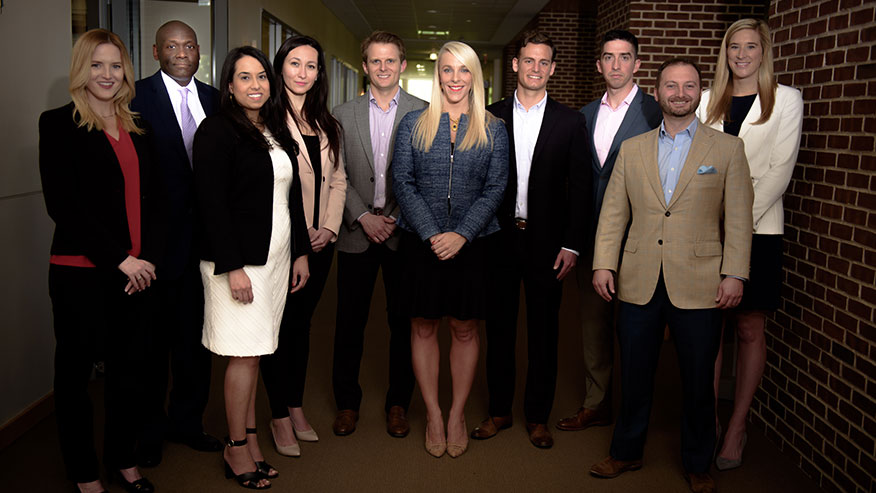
[131,20,221,466]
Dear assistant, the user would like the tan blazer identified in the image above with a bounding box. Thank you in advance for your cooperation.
[593,123,754,309]
[288,114,347,238]
[697,84,803,234]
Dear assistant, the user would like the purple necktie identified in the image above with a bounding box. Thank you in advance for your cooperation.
[179,88,197,166]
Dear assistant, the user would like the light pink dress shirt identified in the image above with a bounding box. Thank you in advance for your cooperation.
[593,84,638,167]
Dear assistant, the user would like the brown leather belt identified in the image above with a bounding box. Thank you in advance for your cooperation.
[514,218,527,230]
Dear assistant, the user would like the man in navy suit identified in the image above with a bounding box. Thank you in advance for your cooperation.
[472,31,590,449]
[556,30,662,433]
[131,20,221,466]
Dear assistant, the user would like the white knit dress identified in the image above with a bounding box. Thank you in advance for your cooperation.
[201,135,292,356]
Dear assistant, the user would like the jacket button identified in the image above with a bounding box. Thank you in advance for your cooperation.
[370,177,374,182]
[322,177,326,182]
[367,204,372,209]
[665,211,670,217]
[658,239,663,245]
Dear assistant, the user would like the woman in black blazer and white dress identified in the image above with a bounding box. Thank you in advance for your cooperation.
[193,46,310,489]
[39,29,164,493]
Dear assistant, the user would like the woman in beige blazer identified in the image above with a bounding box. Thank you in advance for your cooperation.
[697,18,803,471]
[260,35,347,456]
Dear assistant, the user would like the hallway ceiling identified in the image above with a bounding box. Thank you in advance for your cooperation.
[321,0,551,61]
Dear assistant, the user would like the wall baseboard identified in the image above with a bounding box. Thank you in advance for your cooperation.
[0,392,54,451]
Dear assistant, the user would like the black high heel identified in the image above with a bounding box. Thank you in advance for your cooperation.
[245,427,279,478]
[224,436,271,490]
[107,467,155,493]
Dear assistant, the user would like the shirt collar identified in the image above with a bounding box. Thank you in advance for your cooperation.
[600,84,638,109]
[513,90,548,112]
[160,70,197,95]
[369,86,401,107]
[659,117,699,140]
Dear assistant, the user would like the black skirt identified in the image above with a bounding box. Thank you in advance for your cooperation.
[738,234,784,312]
[397,230,491,320]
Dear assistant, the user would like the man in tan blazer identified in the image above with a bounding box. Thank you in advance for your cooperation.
[588,58,753,493]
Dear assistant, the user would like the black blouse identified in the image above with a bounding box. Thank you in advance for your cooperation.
[723,94,757,137]
[302,134,321,229]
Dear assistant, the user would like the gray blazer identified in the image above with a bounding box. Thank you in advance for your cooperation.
[581,88,661,233]
[332,89,427,253]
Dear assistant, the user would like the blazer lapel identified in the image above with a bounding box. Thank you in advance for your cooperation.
[288,114,314,173]
[584,103,601,175]
[736,93,761,141]
[667,126,715,209]
[610,91,644,157]
[531,99,557,166]
[641,132,667,209]
[387,91,412,165]
[355,95,375,170]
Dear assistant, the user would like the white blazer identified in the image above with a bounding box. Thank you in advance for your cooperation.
[697,84,803,234]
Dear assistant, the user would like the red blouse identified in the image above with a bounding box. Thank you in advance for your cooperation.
[50,125,141,267]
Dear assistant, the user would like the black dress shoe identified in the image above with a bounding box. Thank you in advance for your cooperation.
[167,431,224,452]
[137,443,163,468]
[108,469,155,493]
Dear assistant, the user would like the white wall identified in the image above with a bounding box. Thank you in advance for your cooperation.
[0,0,71,425]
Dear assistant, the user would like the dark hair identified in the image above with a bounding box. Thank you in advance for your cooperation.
[218,46,297,154]
[517,31,556,62]
[273,35,342,169]
[601,30,639,58]
[656,57,702,87]
[361,31,406,63]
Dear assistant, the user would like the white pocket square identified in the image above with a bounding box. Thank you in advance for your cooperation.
[697,165,717,175]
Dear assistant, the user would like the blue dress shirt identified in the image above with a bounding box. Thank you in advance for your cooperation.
[657,118,698,204]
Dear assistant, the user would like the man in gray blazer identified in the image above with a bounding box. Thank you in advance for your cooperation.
[331,31,427,437]
[556,30,662,432]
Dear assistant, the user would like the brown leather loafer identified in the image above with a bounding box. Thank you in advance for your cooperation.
[470,415,512,440]
[525,423,554,449]
[686,472,716,493]
[556,406,611,431]
[332,410,359,436]
[589,456,643,478]
[386,406,410,438]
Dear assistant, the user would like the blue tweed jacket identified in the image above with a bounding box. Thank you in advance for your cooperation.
[392,109,509,242]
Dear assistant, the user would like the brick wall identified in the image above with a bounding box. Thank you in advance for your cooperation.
[753,1,876,492]
[628,0,770,95]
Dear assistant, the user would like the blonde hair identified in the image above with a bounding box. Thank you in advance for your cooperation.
[69,29,143,134]
[705,18,777,126]
[412,41,497,152]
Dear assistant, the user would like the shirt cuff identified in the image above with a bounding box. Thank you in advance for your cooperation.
[725,275,747,282]
[356,212,369,222]
[561,247,579,256]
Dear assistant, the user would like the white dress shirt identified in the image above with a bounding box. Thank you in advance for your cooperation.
[160,71,207,129]
[512,90,548,220]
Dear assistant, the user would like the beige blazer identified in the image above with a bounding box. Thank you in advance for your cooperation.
[697,84,803,234]
[593,123,754,309]
[288,114,347,238]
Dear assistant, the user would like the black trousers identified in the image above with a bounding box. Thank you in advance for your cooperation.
[485,228,563,424]
[610,273,721,473]
[50,264,157,482]
[261,244,334,417]
[140,259,212,447]
[331,243,414,413]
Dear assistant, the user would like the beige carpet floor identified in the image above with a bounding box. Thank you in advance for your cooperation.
[0,264,823,492]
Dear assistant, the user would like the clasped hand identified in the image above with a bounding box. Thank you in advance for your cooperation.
[309,227,336,253]
[119,255,156,294]
[359,212,397,244]
[430,232,466,261]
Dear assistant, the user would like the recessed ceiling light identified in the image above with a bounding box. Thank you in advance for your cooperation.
[428,25,436,28]
[426,9,438,13]
[466,19,471,22]
[429,52,438,60]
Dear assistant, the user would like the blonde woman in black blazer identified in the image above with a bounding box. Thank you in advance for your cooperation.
[40,29,164,493]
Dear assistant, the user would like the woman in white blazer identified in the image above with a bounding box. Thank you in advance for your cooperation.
[697,18,803,471]
[259,35,347,456]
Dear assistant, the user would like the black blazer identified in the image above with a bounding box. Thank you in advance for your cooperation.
[581,89,661,231]
[39,102,166,269]
[131,71,219,279]
[486,96,591,264]
[193,114,310,276]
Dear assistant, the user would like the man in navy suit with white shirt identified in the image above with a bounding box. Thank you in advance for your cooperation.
[131,20,221,466]
[556,30,662,433]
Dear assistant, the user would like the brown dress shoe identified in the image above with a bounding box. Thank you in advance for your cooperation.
[589,456,643,478]
[556,406,611,431]
[525,423,554,449]
[686,472,717,493]
[386,406,410,438]
[332,410,359,436]
[470,415,512,440]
